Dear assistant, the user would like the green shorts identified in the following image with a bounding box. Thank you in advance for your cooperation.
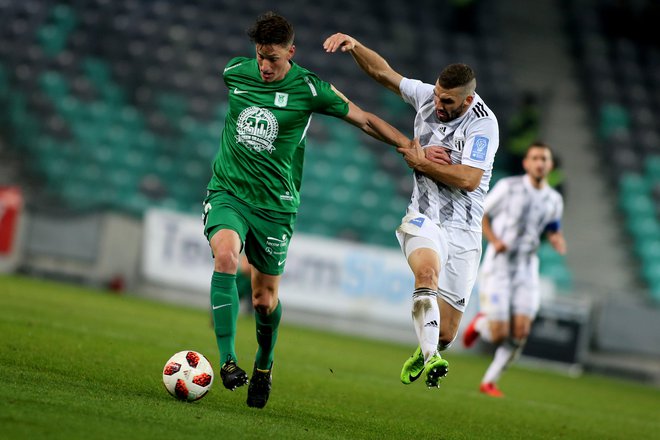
[203,190,296,276]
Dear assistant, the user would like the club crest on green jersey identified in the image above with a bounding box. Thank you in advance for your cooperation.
[235,106,279,153]
[274,92,288,107]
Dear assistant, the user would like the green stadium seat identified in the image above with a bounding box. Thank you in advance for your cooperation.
[598,103,630,139]
[634,238,660,262]
[37,25,68,57]
[645,155,660,184]
[619,172,648,195]
[82,58,112,90]
[619,193,655,217]
[51,4,77,32]
[40,71,69,100]
[101,85,127,107]
[157,93,188,121]
[626,215,660,241]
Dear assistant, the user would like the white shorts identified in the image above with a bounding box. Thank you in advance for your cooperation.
[395,212,482,313]
[478,246,540,321]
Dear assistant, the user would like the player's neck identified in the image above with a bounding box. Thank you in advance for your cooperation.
[527,174,546,189]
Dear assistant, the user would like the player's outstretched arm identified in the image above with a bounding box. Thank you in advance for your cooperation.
[343,100,414,149]
[323,33,403,96]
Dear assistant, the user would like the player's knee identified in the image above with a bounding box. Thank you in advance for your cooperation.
[414,265,438,288]
[491,327,509,344]
[213,249,239,273]
[252,285,277,314]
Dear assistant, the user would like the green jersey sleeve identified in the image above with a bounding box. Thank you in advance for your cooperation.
[302,74,349,118]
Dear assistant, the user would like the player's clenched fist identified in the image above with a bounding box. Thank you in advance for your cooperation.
[323,33,358,53]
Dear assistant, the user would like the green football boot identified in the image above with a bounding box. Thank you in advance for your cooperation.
[424,352,449,388]
[400,346,425,384]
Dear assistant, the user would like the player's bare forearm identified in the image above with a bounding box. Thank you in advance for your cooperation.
[349,43,402,94]
[483,216,507,252]
[343,101,412,149]
[397,144,482,191]
[323,33,402,95]
[547,231,567,255]
[361,113,413,149]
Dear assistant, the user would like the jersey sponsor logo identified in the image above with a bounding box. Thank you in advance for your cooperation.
[274,92,288,107]
[469,136,489,161]
[233,87,249,94]
[236,106,279,153]
[265,234,288,256]
[279,191,294,202]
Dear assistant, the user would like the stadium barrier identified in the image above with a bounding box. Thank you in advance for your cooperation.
[140,208,418,343]
[20,210,141,288]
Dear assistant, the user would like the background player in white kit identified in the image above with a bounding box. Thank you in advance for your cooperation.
[463,142,567,397]
[324,33,499,388]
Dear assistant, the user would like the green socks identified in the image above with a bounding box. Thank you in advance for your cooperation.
[211,271,239,364]
[211,271,282,370]
[255,300,282,370]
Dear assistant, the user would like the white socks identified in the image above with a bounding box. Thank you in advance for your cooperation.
[482,339,523,384]
[411,288,440,362]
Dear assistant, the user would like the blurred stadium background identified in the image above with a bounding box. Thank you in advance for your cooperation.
[0,0,658,385]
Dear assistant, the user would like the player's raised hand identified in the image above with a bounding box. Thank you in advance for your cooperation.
[425,146,452,165]
[323,33,357,53]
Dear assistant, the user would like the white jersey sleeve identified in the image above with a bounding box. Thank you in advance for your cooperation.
[483,177,511,218]
[399,77,434,111]
[546,193,564,230]
[461,118,499,171]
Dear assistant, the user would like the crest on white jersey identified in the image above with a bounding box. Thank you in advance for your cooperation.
[274,92,288,107]
[235,106,279,153]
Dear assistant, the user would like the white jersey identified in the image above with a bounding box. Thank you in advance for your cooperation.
[484,175,564,256]
[399,78,499,232]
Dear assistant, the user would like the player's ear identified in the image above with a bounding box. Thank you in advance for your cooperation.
[288,44,296,59]
[464,94,474,106]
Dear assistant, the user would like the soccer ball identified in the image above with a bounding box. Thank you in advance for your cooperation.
[162,350,214,401]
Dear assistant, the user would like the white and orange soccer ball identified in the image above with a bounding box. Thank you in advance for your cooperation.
[162,350,214,401]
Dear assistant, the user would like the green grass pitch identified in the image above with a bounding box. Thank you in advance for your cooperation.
[1,275,658,439]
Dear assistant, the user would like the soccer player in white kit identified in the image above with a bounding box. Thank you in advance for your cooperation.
[324,33,499,388]
[463,142,566,397]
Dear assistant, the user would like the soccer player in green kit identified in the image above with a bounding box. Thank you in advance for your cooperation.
[203,11,423,408]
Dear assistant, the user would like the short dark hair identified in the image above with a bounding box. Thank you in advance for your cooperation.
[525,141,553,157]
[247,12,294,47]
[437,64,476,90]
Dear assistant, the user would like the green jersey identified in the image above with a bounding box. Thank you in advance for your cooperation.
[207,57,349,213]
